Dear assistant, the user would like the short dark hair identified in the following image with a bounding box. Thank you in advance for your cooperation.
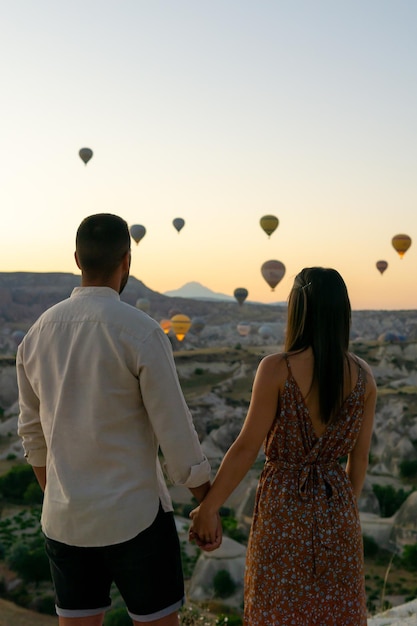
[285,267,352,424]
[76,214,130,278]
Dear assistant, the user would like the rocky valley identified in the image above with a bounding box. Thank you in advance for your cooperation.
[0,272,416,624]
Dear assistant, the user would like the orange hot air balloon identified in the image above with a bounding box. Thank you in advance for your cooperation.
[160,319,172,334]
[261,260,286,291]
[130,224,146,245]
[260,215,279,237]
[79,147,93,165]
[392,234,412,258]
[170,314,191,341]
[376,260,388,275]
[233,287,248,306]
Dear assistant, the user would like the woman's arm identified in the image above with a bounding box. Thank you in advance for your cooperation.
[189,354,285,544]
[346,362,377,498]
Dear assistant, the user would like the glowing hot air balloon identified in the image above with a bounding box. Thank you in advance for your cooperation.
[237,322,251,337]
[130,224,146,245]
[392,234,412,259]
[234,287,248,306]
[170,314,191,341]
[173,218,185,233]
[261,260,286,291]
[79,148,93,165]
[260,215,279,237]
[160,319,172,334]
[376,260,388,275]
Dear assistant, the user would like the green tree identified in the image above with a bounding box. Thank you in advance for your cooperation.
[213,569,236,599]
[6,535,51,583]
[0,464,38,503]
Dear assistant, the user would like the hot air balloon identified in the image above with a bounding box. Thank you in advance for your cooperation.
[168,307,182,319]
[237,322,251,337]
[376,260,388,275]
[392,234,412,259]
[234,287,248,306]
[130,224,146,245]
[173,218,185,233]
[135,298,150,313]
[191,317,205,335]
[170,314,191,342]
[260,215,279,237]
[261,260,286,291]
[160,319,172,334]
[12,329,26,347]
[258,324,273,339]
[79,148,93,165]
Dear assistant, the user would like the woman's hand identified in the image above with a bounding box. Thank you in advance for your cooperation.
[189,505,222,552]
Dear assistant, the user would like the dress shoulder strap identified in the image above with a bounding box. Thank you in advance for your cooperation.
[283,353,291,370]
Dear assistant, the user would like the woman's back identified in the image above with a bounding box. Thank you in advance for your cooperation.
[284,347,361,438]
[244,349,370,625]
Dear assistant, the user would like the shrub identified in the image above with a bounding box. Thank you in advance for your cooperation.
[372,484,413,517]
[216,614,243,625]
[213,569,236,599]
[32,594,56,615]
[104,608,132,625]
[402,544,417,572]
[23,482,44,505]
[363,534,379,558]
[0,464,38,503]
[399,459,417,479]
[221,516,247,543]
[6,535,51,583]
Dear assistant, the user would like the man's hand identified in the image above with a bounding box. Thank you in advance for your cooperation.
[188,506,222,551]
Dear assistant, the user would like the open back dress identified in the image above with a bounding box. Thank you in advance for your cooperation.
[244,355,367,625]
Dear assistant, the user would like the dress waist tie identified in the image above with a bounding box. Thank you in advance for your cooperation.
[266,458,341,578]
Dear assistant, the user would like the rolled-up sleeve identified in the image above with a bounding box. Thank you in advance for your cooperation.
[138,329,211,488]
[16,346,47,467]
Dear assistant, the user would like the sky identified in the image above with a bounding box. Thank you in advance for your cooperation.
[1,1,416,310]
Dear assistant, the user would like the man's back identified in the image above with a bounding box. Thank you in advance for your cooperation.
[18,286,208,547]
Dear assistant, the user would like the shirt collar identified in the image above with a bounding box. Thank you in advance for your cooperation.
[70,286,121,300]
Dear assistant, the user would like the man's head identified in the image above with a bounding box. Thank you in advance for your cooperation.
[75,214,131,293]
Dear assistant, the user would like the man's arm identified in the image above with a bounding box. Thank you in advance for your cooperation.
[16,347,48,469]
[32,466,46,492]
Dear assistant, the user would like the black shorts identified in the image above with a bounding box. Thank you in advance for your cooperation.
[44,504,184,621]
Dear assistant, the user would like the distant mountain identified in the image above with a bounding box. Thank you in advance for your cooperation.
[164,282,235,301]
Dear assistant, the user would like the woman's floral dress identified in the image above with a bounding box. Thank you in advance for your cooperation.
[244,356,367,625]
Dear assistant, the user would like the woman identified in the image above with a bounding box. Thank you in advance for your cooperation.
[189,267,376,625]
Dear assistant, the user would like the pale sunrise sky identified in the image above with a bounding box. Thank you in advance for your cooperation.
[1,1,416,309]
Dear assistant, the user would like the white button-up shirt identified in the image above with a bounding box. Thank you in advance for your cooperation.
[17,286,211,547]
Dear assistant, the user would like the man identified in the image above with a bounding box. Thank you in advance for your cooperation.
[17,214,220,626]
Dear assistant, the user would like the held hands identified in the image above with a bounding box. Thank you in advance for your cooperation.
[189,504,222,552]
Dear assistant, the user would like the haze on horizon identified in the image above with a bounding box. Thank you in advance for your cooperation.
[0,1,416,310]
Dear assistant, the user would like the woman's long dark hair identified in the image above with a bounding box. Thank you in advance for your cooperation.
[284,267,351,425]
